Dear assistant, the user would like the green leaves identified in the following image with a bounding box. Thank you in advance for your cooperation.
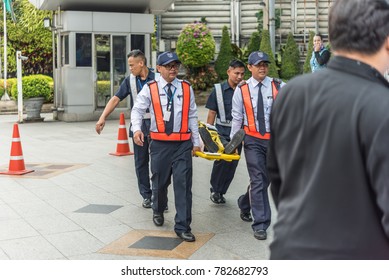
[176,22,215,68]
[214,26,234,80]
[280,32,301,80]
[3,0,53,76]
[259,30,279,78]
[9,75,53,102]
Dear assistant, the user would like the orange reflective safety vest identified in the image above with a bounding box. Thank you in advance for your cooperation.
[240,81,279,140]
[149,80,192,141]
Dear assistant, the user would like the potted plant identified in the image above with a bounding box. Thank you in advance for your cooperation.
[11,75,53,121]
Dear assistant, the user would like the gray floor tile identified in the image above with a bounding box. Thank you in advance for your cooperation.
[0,203,21,221]
[0,188,41,204]
[0,219,39,241]
[130,236,183,250]
[28,185,75,201]
[10,200,60,218]
[44,231,105,258]
[0,236,65,260]
[85,224,132,244]
[65,212,123,230]
[74,204,123,214]
[24,213,82,235]
[46,197,88,214]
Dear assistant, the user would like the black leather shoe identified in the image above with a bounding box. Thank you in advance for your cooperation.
[224,129,245,154]
[142,198,151,208]
[219,194,226,204]
[176,231,196,242]
[210,192,222,204]
[152,213,164,226]
[240,211,253,222]
[199,127,219,153]
[254,229,267,240]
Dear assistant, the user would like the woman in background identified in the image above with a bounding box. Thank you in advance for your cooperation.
[310,34,330,72]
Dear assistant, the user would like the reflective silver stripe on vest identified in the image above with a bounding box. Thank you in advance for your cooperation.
[215,83,231,127]
[132,72,157,119]
[130,74,138,104]
[216,118,232,127]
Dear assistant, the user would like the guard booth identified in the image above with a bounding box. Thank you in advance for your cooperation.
[29,0,175,121]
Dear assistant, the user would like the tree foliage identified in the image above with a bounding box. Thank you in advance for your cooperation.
[1,0,53,76]
[259,29,278,78]
[280,32,301,80]
[214,26,234,81]
[247,31,261,55]
[303,31,315,73]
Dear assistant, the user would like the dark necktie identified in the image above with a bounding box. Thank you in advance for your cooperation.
[165,83,174,135]
[256,83,266,135]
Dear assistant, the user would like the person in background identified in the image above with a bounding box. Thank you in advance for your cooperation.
[95,50,154,209]
[203,59,246,204]
[131,51,201,242]
[230,51,285,240]
[310,33,331,72]
[268,0,389,259]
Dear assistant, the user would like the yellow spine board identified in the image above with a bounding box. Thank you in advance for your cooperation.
[195,151,240,162]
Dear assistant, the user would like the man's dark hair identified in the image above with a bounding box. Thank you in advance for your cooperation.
[329,0,389,54]
[127,49,147,65]
[314,33,323,40]
[229,59,245,69]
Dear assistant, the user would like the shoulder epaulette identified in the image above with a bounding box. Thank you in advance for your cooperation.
[272,78,282,90]
[182,80,191,86]
[238,80,247,88]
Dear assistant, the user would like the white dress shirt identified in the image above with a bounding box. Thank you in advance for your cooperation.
[230,76,285,138]
[131,75,200,147]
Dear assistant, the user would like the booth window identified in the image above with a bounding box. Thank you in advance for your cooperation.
[63,35,69,65]
[76,33,92,67]
[131,34,145,53]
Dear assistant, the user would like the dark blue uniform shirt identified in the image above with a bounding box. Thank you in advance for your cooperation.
[205,81,234,140]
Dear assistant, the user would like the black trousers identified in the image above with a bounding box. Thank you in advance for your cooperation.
[150,139,193,233]
[238,135,271,231]
[210,139,242,195]
[130,119,151,200]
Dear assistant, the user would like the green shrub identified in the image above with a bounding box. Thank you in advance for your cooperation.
[247,31,261,55]
[185,66,218,92]
[97,80,110,95]
[280,32,301,80]
[231,44,249,65]
[303,31,315,73]
[214,26,234,81]
[1,78,18,100]
[176,21,215,68]
[10,75,53,102]
[259,29,279,78]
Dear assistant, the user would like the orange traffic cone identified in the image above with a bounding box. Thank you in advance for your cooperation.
[109,113,134,156]
[0,123,34,175]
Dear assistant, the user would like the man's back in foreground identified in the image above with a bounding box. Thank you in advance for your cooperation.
[268,0,389,259]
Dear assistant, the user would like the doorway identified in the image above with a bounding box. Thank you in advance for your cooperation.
[95,34,111,108]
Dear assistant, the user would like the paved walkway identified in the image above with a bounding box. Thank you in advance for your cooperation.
[0,106,276,260]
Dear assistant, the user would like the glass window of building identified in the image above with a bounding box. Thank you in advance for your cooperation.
[76,33,92,67]
[131,34,145,53]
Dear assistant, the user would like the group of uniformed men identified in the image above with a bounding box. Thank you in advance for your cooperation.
[96,48,284,242]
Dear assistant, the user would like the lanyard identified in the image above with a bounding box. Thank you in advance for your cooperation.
[164,85,177,111]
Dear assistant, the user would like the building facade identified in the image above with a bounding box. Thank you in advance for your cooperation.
[160,0,334,54]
